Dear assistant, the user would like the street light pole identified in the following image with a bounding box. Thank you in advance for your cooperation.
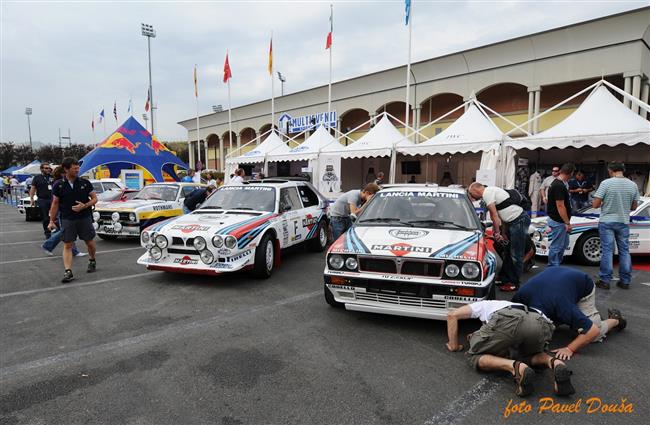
[141,23,156,136]
[277,72,286,96]
[25,107,33,150]
[142,113,149,132]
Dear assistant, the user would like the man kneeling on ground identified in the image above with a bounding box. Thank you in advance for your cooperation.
[512,266,627,360]
[446,300,574,397]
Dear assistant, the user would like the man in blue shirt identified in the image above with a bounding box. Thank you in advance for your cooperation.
[512,267,626,360]
[568,170,593,211]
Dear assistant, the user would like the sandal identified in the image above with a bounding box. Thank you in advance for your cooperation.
[608,308,627,331]
[550,357,575,396]
[513,360,535,397]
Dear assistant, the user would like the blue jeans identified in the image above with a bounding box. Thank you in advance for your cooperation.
[330,216,352,241]
[501,212,531,286]
[43,219,80,255]
[599,222,631,284]
[547,218,570,267]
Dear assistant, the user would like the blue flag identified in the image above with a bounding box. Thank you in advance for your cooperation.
[405,0,411,25]
[99,109,105,123]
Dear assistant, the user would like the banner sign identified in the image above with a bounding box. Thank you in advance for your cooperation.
[317,154,342,196]
[278,111,337,134]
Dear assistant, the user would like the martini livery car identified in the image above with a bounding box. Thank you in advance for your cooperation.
[324,185,500,320]
[137,180,329,277]
[530,196,650,266]
[93,182,204,239]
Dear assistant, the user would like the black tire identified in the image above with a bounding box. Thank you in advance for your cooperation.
[252,233,275,279]
[573,231,601,267]
[324,284,343,308]
[98,234,118,241]
[307,221,328,252]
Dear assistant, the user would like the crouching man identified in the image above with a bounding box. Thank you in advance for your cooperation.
[446,300,574,397]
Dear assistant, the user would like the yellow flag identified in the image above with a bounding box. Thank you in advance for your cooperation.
[194,65,198,98]
[268,38,273,75]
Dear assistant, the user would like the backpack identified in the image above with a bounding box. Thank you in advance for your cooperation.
[496,189,532,212]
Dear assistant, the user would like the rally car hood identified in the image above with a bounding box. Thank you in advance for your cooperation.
[96,199,171,212]
[531,214,598,229]
[153,210,275,238]
[332,226,483,260]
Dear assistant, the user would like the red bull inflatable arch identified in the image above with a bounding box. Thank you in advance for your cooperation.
[79,116,188,182]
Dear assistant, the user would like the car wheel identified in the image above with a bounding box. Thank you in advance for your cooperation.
[574,232,601,266]
[324,285,343,308]
[307,221,328,252]
[98,234,118,241]
[253,233,274,278]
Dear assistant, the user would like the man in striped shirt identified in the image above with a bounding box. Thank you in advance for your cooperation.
[593,162,640,290]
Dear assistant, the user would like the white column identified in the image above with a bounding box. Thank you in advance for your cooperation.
[370,113,376,126]
[631,75,642,114]
[189,141,195,169]
[533,89,541,134]
[413,106,421,142]
[219,137,224,172]
[623,76,632,108]
[640,81,649,120]
[527,89,535,133]
[463,97,470,112]
[204,140,209,169]
[337,118,342,134]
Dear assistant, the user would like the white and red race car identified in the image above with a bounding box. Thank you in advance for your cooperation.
[137,180,329,277]
[323,185,500,320]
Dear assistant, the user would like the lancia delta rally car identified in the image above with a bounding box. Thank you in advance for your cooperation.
[137,180,330,277]
[323,185,501,320]
[92,182,204,239]
[530,196,650,266]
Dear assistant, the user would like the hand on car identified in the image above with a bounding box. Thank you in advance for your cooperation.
[551,347,574,360]
[71,201,86,212]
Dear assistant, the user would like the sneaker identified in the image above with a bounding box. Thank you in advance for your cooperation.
[595,280,610,290]
[42,246,54,256]
[74,252,88,257]
[87,259,96,273]
[616,281,630,290]
[61,269,75,283]
[608,308,627,331]
[499,283,518,292]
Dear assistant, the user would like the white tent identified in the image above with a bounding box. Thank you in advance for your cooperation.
[398,104,503,156]
[332,115,414,158]
[506,85,650,151]
[13,160,42,175]
[226,131,290,165]
[266,125,341,162]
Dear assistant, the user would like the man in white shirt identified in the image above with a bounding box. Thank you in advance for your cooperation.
[446,300,574,397]
[539,166,559,210]
[228,168,245,185]
[468,183,531,292]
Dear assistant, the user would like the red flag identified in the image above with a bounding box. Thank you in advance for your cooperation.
[223,53,232,83]
[325,32,332,49]
[326,6,333,49]
[145,88,150,112]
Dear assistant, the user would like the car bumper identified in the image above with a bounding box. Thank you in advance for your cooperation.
[324,271,493,321]
[96,222,141,237]
[137,248,254,275]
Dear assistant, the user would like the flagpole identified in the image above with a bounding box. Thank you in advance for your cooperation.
[404,1,413,138]
[195,65,201,166]
[92,111,96,144]
[227,78,233,170]
[327,4,333,129]
[270,31,275,136]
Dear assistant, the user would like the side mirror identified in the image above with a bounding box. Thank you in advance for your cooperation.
[281,204,292,212]
[481,220,493,229]
[350,213,358,223]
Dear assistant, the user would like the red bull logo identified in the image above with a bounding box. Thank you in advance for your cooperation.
[98,132,140,154]
[147,136,171,155]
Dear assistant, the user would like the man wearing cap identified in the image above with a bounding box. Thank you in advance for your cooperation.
[446,300,574,397]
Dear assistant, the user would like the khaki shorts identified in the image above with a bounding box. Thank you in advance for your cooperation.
[466,307,555,370]
[577,287,607,342]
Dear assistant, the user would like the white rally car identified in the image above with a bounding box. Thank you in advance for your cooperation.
[530,196,650,266]
[137,179,330,277]
[93,182,204,240]
[324,185,501,320]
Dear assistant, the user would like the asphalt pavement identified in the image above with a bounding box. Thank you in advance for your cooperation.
[1,202,648,425]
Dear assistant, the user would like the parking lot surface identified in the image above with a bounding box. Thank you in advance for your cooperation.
[1,202,649,425]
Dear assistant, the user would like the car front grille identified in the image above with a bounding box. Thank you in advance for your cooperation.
[354,292,446,309]
[98,211,131,222]
[359,258,397,274]
[168,248,199,255]
[358,256,442,278]
[401,260,443,278]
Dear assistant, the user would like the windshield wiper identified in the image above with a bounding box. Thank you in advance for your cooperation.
[407,219,475,231]
[358,217,414,227]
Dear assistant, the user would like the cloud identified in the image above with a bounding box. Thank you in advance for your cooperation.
[0,0,643,145]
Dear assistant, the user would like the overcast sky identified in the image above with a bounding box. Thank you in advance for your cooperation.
[1,0,646,145]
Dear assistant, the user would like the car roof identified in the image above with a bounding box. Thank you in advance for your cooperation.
[243,180,304,188]
[380,184,467,195]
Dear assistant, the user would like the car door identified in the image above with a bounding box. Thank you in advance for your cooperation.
[179,185,197,207]
[278,187,304,247]
[630,203,650,254]
[296,184,323,242]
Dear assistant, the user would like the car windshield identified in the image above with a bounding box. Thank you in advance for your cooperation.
[358,190,479,230]
[201,186,276,212]
[577,206,600,215]
[134,185,178,201]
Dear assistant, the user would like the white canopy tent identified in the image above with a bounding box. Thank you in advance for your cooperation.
[266,124,342,163]
[506,85,650,151]
[226,131,291,165]
[329,115,414,158]
[13,160,42,175]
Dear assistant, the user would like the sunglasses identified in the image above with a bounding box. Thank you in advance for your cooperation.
[552,169,559,172]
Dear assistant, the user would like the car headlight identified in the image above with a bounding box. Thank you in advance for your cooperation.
[114,222,123,231]
[128,213,137,222]
[212,235,224,248]
[92,211,100,222]
[445,264,460,278]
[141,232,150,244]
[111,212,120,222]
[150,246,163,260]
[224,235,237,249]
[200,250,214,264]
[533,230,543,241]
[461,263,481,280]
[92,222,99,230]
[154,234,168,249]
[328,254,344,270]
[193,236,207,251]
[345,257,358,270]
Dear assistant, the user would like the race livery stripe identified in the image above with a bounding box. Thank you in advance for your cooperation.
[306,212,325,239]
[216,213,276,236]
[345,228,370,254]
[431,233,480,258]
[237,221,273,249]
[215,214,269,235]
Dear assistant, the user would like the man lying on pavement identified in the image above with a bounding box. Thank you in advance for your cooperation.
[446,300,574,397]
[512,266,626,361]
